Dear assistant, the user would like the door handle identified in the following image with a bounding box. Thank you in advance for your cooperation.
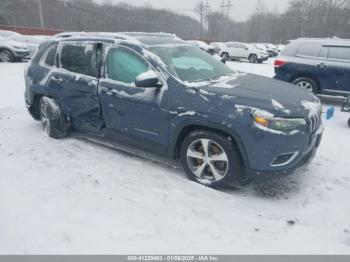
[101,87,114,96]
[51,76,63,82]
[317,63,327,68]
[177,107,187,114]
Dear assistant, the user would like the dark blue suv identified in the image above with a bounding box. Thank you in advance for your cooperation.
[25,32,323,187]
[275,38,350,96]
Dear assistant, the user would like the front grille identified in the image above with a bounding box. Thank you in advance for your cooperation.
[308,112,322,133]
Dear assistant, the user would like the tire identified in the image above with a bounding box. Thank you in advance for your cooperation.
[221,53,230,62]
[292,77,318,94]
[249,54,258,63]
[180,130,245,188]
[0,50,14,63]
[39,97,69,139]
[348,118,350,128]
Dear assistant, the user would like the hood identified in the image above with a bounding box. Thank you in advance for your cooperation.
[193,73,321,118]
[0,39,28,49]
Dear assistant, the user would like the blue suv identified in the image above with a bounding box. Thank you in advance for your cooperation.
[275,38,350,96]
[25,33,323,187]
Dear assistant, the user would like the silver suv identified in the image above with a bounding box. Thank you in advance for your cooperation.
[0,36,30,62]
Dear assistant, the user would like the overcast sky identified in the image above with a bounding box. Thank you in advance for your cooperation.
[96,0,291,21]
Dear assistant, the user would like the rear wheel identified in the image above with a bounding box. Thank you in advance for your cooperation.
[39,97,69,139]
[249,54,258,63]
[292,77,318,94]
[0,50,14,63]
[180,130,245,187]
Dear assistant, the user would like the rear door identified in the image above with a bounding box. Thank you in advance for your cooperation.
[323,46,350,93]
[98,45,170,154]
[226,43,240,58]
[46,41,101,131]
[293,42,329,85]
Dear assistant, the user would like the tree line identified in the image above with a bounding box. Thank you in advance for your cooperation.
[0,0,350,44]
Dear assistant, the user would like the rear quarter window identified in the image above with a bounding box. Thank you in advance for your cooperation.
[296,42,321,57]
[328,46,350,61]
[43,46,58,67]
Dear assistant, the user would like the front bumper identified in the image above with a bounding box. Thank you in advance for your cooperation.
[244,125,323,181]
[13,50,30,59]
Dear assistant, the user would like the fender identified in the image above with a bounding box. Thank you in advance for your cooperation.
[167,118,250,168]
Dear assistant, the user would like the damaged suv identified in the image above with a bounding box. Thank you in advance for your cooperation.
[25,32,323,187]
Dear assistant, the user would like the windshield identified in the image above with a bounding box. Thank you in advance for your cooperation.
[149,45,233,83]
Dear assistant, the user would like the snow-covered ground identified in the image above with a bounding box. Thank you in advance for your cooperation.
[1,60,350,255]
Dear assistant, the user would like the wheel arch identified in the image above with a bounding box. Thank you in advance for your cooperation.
[169,121,249,168]
[290,73,321,93]
[0,48,15,60]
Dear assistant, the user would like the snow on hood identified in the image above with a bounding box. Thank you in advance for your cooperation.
[185,73,320,118]
[0,39,27,49]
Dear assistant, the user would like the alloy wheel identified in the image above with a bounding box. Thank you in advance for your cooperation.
[40,101,50,132]
[186,139,229,182]
[0,51,11,62]
[296,80,313,91]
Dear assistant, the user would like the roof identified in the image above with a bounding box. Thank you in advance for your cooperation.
[52,31,185,47]
[291,37,350,47]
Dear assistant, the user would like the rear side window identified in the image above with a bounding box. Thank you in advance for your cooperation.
[296,43,321,57]
[60,43,98,77]
[44,46,58,67]
[328,47,350,61]
[106,47,148,84]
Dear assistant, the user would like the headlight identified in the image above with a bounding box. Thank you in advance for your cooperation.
[252,110,306,132]
[12,45,25,50]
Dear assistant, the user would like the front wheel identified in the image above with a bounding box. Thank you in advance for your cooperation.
[292,77,318,94]
[180,130,244,188]
[221,53,229,62]
[249,54,258,63]
[39,97,69,139]
[0,50,14,62]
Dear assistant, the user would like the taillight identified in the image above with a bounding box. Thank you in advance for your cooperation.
[274,59,286,68]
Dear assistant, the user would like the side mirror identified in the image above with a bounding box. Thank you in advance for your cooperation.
[135,71,163,88]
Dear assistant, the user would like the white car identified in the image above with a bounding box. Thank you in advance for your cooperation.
[0,36,30,62]
[187,40,226,63]
[187,40,216,55]
[0,30,22,38]
[219,42,269,63]
[276,44,286,53]
[7,35,45,58]
[210,42,225,54]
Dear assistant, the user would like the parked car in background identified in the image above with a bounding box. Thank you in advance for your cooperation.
[253,43,278,57]
[187,40,226,63]
[7,34,44,57]
[265,44,279,57]
[187,40,215,55]
[219,42,269,63]
[0,30,22,38]
[276,44,286,53]
[25,33,322,187]
[274,38,350,96]
[210,42,225,54]
[0,36,30,62]
[251,43,268,54]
